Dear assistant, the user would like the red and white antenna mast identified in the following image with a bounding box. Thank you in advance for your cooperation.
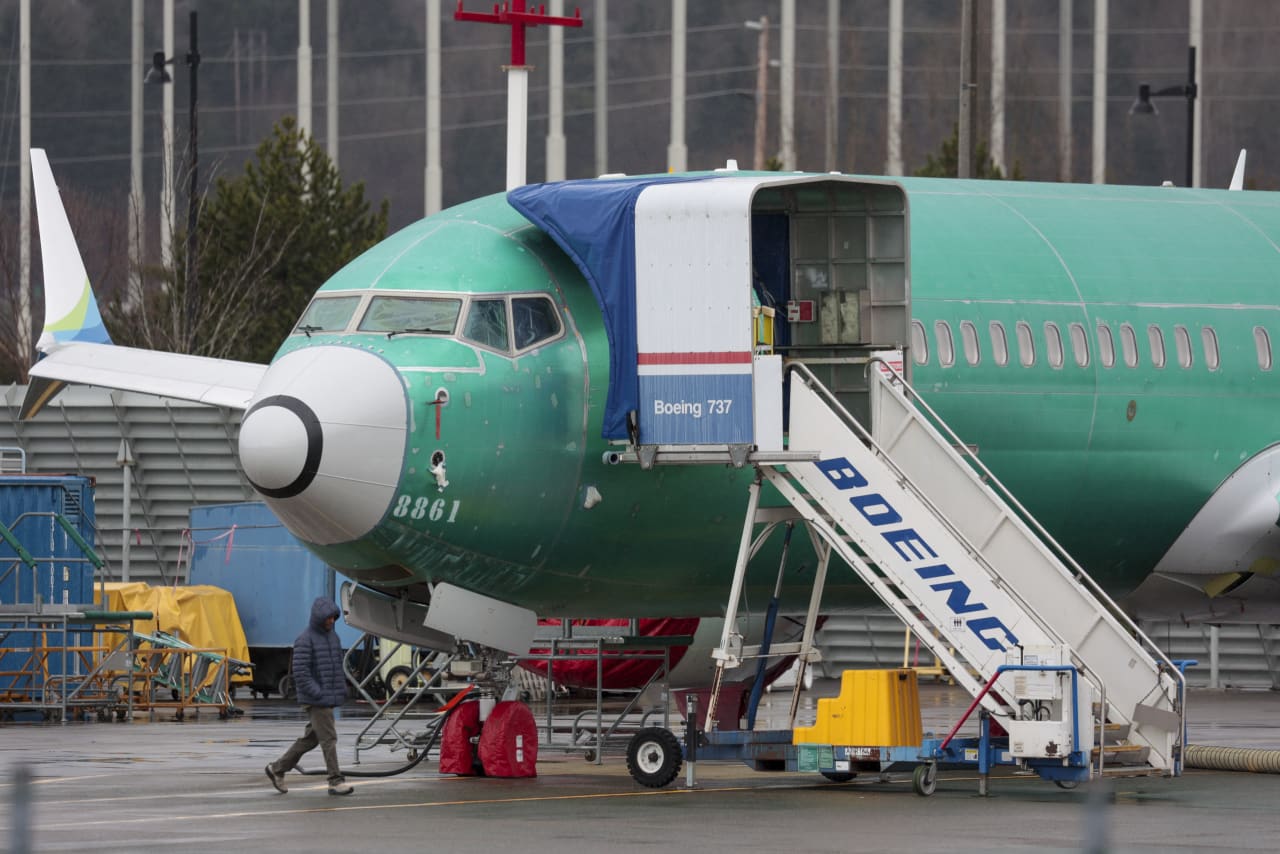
[455,1,584,190]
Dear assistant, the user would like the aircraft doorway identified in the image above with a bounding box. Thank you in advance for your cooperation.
[749,180,911,423]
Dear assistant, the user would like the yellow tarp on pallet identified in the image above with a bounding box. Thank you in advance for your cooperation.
[94,582,252,683]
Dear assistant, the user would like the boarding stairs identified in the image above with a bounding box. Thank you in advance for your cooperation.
[711,361,1184,778]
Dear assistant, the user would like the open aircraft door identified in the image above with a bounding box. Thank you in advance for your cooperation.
[509,171,911,451]
[631,175,911,447]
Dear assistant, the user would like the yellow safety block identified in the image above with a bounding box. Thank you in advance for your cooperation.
[792,668,923,747]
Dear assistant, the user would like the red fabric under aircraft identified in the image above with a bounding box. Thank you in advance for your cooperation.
[518,618,700,690]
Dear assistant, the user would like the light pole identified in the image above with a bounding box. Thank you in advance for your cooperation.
[1130,45,1197,188]
[744,17,768,171]
[146,10,201,351]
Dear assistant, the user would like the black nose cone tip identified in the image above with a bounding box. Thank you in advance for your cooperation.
[242,395,324,499]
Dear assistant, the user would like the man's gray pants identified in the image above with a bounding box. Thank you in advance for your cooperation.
[271,705,344,786]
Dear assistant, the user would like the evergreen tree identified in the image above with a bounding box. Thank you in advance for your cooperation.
[914,125,1024,180]
[106,117,389,363]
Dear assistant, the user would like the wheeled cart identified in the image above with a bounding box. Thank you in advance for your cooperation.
[625,662,1107,796]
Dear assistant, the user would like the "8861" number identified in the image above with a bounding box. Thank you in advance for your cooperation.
[391,495,461,522]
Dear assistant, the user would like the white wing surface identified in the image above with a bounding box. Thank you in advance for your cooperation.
[23,344,266,418]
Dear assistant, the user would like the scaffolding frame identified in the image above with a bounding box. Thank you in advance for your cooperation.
[0,606,149,723]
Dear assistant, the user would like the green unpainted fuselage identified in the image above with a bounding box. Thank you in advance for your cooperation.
[272,177,1280,618]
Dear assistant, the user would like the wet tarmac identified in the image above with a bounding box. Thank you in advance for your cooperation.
[2,681,1278,853]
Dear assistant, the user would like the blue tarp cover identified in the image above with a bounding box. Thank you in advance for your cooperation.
[509,175,722,440]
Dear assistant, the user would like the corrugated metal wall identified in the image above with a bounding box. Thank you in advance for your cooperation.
[1139,621,1280,690]
[0,385,254,586]
[817,608,1280,690]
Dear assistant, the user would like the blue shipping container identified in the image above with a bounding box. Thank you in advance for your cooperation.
[0,475,97,607]
[0,475,98,694]
[188,502,361,647]
[188,502,362,696]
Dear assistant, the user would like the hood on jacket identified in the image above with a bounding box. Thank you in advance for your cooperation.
[310,597,341,631]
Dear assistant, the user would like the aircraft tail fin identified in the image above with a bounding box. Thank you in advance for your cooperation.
[1229,149,1248,191]
[22,149,267,421]
[30,148,112,352]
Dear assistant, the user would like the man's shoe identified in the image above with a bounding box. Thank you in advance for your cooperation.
[328,781,354,796]
[265,765,288,794]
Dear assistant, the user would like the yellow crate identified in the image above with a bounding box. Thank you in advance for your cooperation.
[792,669,923,747]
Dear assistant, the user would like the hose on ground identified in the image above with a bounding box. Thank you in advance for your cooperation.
[1184,744,1280,774]
[298,688,473,779]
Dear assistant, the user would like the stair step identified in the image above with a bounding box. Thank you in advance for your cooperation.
[1091,743,1151,765]
[1101,722,1131,744]
[1096,765,1164,780]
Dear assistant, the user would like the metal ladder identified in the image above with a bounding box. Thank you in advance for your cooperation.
[710,361,1184,775]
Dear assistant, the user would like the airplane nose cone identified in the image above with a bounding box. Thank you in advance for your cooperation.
[239,347,408,545]
[238,398,321,497]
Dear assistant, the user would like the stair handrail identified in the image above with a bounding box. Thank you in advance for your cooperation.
[860,356,1185,717]
[784,360,1175,755]
[786,360,1085,642]
[783,363,1080,705]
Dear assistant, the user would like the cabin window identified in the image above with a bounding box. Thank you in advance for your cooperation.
[1255,326,1273,371]
[294,295,362,334]
[1148,324,1167,369]
[1097,323,1115,368]
[1174,325,1193,369]
[462,298,510,351]
[1201,326,1220,371]
[935,321,956,368]
[960,320,981,366]
[1069,322,1089,367]
[1120,323,1138,368]
[1044,322,1064,369]
[1016,321,1035,367]
[359,296,462,335]
[911,320,929,365]
[989,321,1009,367]
[512,296,563,351]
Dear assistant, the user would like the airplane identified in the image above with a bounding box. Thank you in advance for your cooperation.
[19,148,1280,672]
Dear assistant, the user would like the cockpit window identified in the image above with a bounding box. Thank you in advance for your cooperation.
[294,295,361,335]
[512,297,562,350]
[462,298,510,351]
[358,296,461,335]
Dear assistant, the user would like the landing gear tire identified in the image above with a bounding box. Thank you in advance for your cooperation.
[820,771,857,783]
[625,727,682,789]
[912,763,938,797]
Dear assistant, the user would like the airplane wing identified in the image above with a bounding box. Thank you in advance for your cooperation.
[22,345,266,418]
[21,149,266,419]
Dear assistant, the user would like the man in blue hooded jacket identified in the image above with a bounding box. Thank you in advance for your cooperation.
[266,597,353,795]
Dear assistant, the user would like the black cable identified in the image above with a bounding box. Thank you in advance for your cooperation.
[296,699,464,778]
